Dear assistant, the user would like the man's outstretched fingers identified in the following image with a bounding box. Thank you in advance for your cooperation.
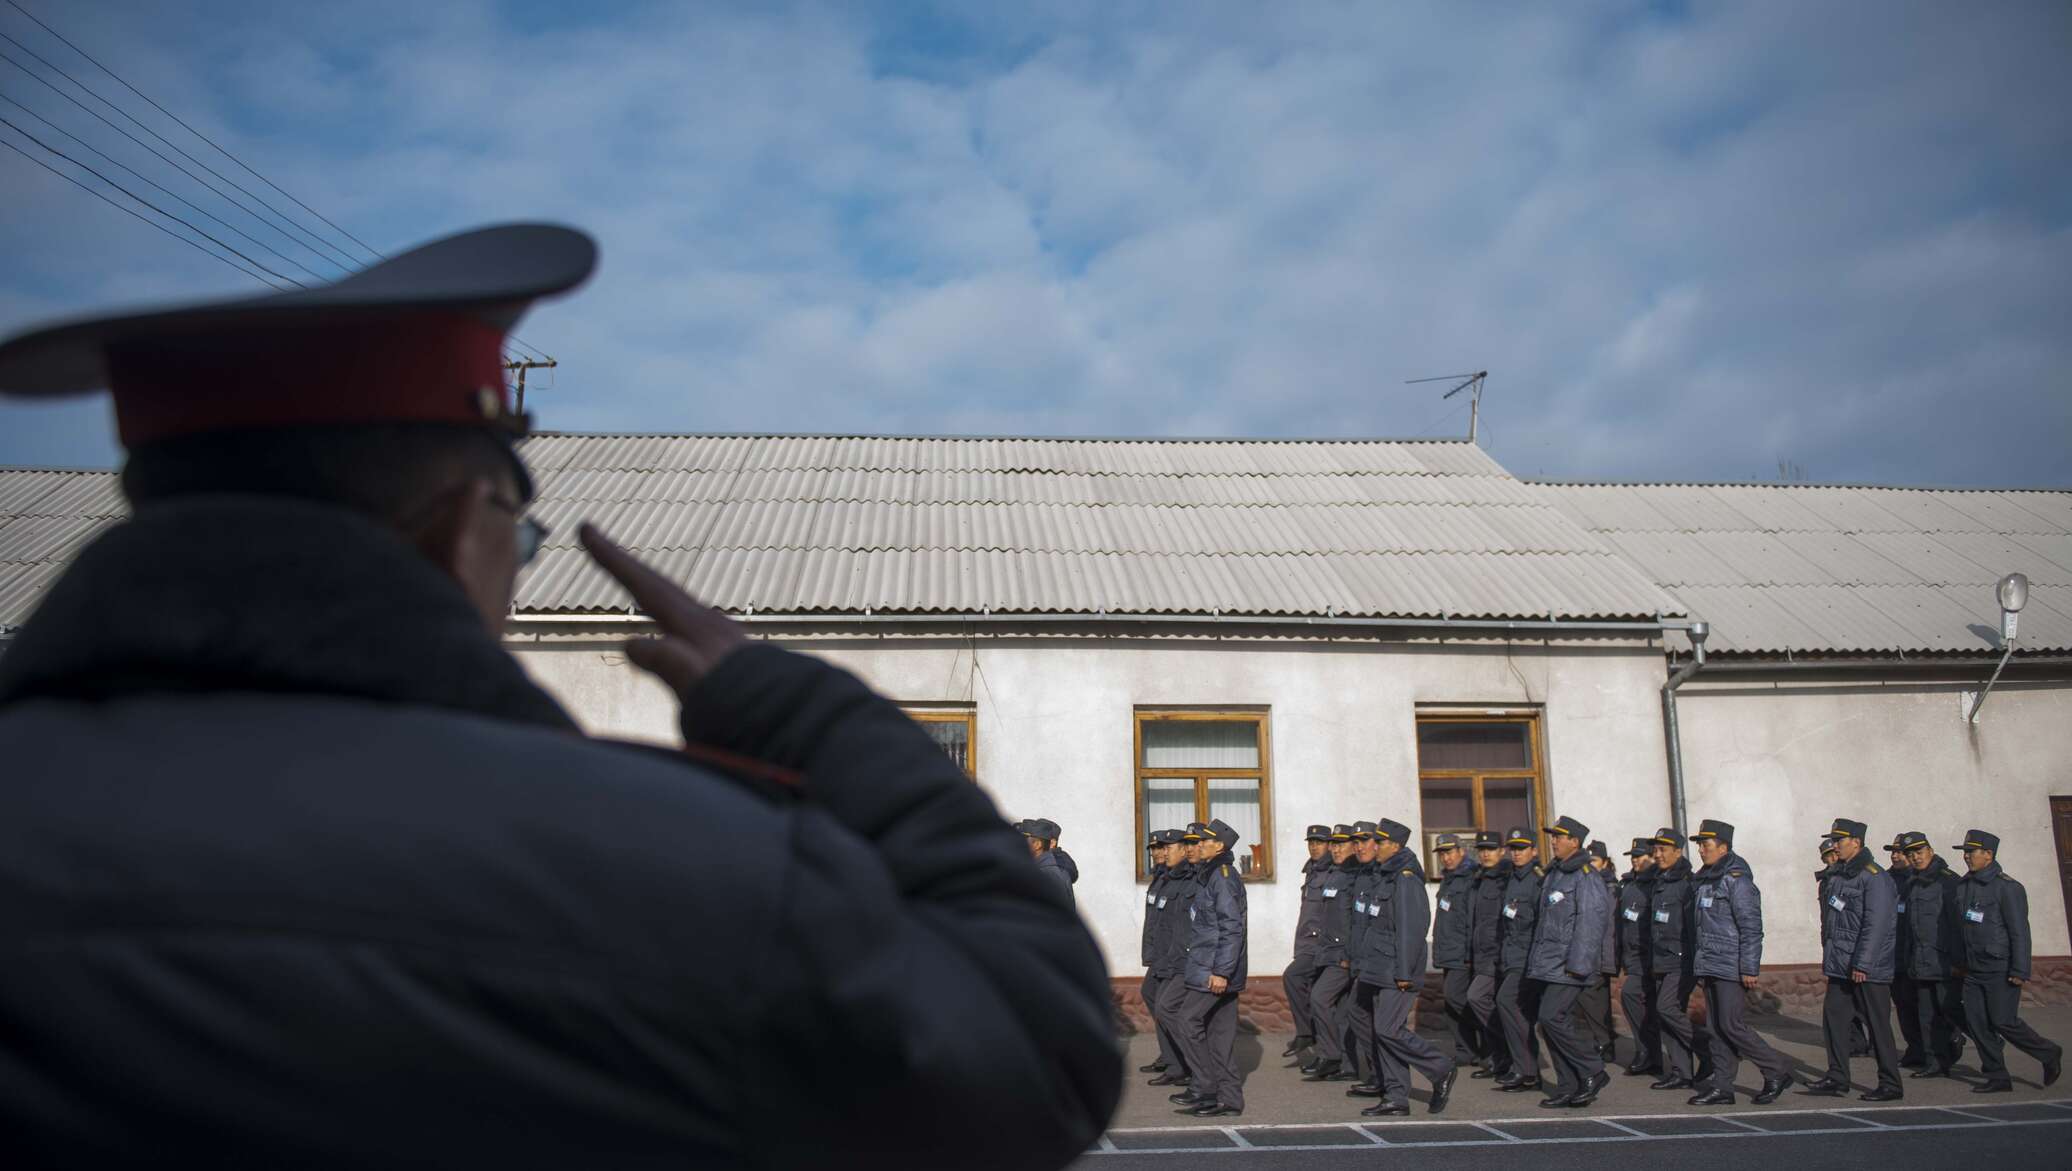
[579,523,700,633]
[625,636,700,696]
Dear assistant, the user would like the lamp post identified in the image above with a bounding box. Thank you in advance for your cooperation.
[1968,572,2029,725]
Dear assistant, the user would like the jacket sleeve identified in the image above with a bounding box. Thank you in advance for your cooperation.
[1731,876,1764,977]
[2005,879,2034,980]
[679,643,1121,1170]
[1942,874,1968,971]
[1212,871,1245,979]
[1395,872,1426,985]
[1043,861,1074,897]
[1567,873,1608,977]
[1856,867,1895,973]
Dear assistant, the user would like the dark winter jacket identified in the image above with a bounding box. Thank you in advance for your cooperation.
[1469,858,1512,973]
[1617,867,1656,975]
[1499,860,1546,972]
[1353,849,1431,987]
[0,495,1120,1169]
[1347,859,1383,962]
[1956,862,2035,980]
[1316,860,1357,965]
[1293,854,1333,962]
[1693,851,1766,981]
[1054,848,1080,887]
[1431,859,1478,971]
[1152,862,1202,978]
[1648,857,1699,974]
[1819,849,1896,982]
[1141,863,1169,967]
[1526,851,1611,986]
[1184,855,1249,992]
[1596,867,1620,977]
[1902,855,1965,981]
[1035,849,1075,903]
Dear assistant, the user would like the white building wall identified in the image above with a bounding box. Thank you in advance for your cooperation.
[1673,676,2072,966]
[512,635,1675,978]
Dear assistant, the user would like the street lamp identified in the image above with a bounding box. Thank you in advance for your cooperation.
[1969,572,2029,724]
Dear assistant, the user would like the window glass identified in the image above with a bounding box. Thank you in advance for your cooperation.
[1420,777,1474,829]
[1141,720,1261,769]
[1207,778,1264,876]
[1415,721,1530,770]
[1483,778,1535,835]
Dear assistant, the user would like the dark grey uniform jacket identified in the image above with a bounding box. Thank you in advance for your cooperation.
[1468,859,1512,973]
[1352,850,1429,987]
[1617,868,1656,975]
[1693,852,1765,981]
[1036,849,1076,903]
[1184,858,1248,992]
[1956,862,2035,980]
[1430,859,1477,971]
[1293,855,1332,963]
[1648,857,1699,975]
[0,497,1121,1170]
[1498,861,1545,972]
[1315,861,1356,966]
[1151,863,1201,979]
[1526,853,1611,986]
[1142,863,1170,967]
[1819,850,1897,982]
[1901,855,1966,981]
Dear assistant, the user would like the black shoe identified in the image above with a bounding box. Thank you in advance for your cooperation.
[1326,1069,1362,1082]
[1567,1070,1610,1107]
[1139,1061,1168,1073]
[1299,1057,1322,1075]
[1899,1053,1925,1068]
[1599,1043,1619,1063]
[1802,1077,1847,1097]
[1361,1101,1410,1117]
[1752,1074,1793,1105]
[1624,1062,1662,1077]
[1300,1060,1342,1082]
[1186,1101,1241,1117]
[1148,1073,1189,1087]
[1651,1074,1694,1091]
[1428,1067,1458,1115]
[2046,1054,2062,1088]
[1494,1074,1541,1092]
[1345,1084,1382,1098]
[1688,1088,1735,1106]
[1539,1091,1576,1108]
[1908,1066,1951,1080]
[1471,1067,1500,1079]
[1168,1091,1203,1106]
[1858,1087,1902,1102]
[1972,1081,2014,1094]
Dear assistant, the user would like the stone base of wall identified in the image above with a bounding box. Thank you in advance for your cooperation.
[1111,956,2072,1035]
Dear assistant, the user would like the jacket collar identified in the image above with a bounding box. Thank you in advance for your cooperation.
[1553,849,1590,875]
[1914,855,1951,881]
[1962,861,2004,884]
[0,494,578,733]
[1839,849,1871,878]
[1660,857,1693,880]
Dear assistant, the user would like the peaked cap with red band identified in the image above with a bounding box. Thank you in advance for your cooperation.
[0,223,596,456]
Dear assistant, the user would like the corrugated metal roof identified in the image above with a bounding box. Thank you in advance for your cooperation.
[1538,481,2072,655]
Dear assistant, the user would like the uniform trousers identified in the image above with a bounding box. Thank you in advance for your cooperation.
[1370,982,1455,1107]
[1578,974,1616,1053]
[1152,973,1194,1079]
[1464,971,1508,1074]
[1654,969,1708,1080]
[1142,972,1176,1068]
[1962,975,2065,1086]
[1309,963,1356,1065]
[1619,969,1661,1070]
[1907,977,1965,1071]
[1536,980,1605,1093]
[1823,977,1900,1093]
[1701,977,1791,1091]
[1283,953,1322,1040]
[1493,968,1541,1079]
[1176,987,1245,1111]
[1439,967,1482,1063]
[1347,980,1379,1083]
[1893,974,1923,1063]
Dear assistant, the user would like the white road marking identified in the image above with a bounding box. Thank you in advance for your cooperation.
[1223,1128,1253,1149]
[1470,1122,1520,1141]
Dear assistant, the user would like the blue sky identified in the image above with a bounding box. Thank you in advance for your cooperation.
[2,0,2067,485]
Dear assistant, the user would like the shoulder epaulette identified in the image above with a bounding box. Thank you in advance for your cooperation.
[1729,868,1744,877]
[1222,865,1232,878]
[1867,862,1882,874]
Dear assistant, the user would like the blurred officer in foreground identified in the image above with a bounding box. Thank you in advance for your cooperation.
[1897,831,1967,1078]
[1806,818,1901,1101]
[1647,828,1710,1091]
[1527,817,1612,1109]
[1303,825,1360,1081]
[1492,827,1545,1092]
[1284,824,1336,1060]
[1354,819,1458,1117]
[1954,831,2065,1093]
[1140,829,1184,1077]
[0,226,1119,1167]
[1173,818,1249,1117]
[1149,826,1207,1088]
[1617,838,1661,1077]
[1429,832,1483,1072]
[1688,820,1793,1106]
[1464,830,1512,1080]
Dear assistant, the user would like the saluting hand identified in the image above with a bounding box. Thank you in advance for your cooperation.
[580,524,747,696]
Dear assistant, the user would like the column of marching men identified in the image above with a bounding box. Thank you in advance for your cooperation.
[1129,815,2062,1119]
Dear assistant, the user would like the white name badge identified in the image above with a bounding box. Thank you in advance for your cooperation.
[1147,892,1158,905]
[1699,896,1715,909]
[1965,908,1985,923]
[1828,895,1845,911]
[1355,901,1367,914]
[1503,905,1519,920]
[1368,903,1382,917]
[1624,908,1641,922]
[1324,888,1339,898]
[1548,890,1566,904]
[1896,902,1907,914]
[1189,907,1197,921]
[1654,909,1671,923]
[1157,897,1168,909]
[1438,898,1452,911]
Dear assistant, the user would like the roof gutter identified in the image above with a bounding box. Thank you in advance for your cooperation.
[506,610,1690,636]
[1659,621,1709,838]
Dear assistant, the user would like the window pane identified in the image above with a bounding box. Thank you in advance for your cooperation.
[1143,776,1196,840]
[1420,777,1474,829]
[1206,777,1264,876]
[1141,719,1261,769]
[1483,778,1535,835]
[1416,721,1530,770]
[917,717,970,772]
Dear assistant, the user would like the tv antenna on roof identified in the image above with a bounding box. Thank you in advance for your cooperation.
[1405,371,1489,443]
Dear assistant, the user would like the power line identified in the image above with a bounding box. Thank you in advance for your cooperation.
[5,0,383,264]
[0,28,360,274]
[0,129,286,289]
[0,113,301,288]
[0,90,330,285]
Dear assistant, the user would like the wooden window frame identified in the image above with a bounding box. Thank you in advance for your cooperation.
[1414,710,1549,879]
[904,707,977,780]
[1133,709,1274,882]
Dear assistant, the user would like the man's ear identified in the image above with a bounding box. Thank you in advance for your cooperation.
[409,478,491,584]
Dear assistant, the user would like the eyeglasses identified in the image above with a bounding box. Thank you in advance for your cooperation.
[487,493,549,566]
